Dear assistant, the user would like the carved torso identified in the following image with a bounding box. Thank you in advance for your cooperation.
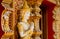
[19,22,30,31]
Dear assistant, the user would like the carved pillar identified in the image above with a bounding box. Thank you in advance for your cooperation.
[52,0,60,39]
[53,0,60,38]
[33,6,42,39]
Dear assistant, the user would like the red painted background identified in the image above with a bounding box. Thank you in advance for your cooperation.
[0,0,4,39]
[42,1,56,39]
[0,0,56,39]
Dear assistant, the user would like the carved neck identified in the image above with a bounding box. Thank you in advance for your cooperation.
[22,19,28,23]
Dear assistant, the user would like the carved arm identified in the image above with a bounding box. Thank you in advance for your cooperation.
[17,22,34,37]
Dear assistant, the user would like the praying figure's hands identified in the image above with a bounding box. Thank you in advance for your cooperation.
[30,22,34,31]
[28,22,34,36]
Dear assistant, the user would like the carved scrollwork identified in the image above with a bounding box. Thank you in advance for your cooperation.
[53,5,60,39]
[1,0,43,39]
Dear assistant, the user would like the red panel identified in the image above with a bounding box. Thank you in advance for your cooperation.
[0,0,4,38]
[42,1,56,39]
[39,0,56,39]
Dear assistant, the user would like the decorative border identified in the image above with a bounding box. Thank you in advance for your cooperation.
[53,6,60,39]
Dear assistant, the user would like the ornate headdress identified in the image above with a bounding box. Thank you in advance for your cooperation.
[20,0,31,18]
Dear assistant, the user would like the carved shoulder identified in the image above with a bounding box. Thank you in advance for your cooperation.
[17,22,24,32]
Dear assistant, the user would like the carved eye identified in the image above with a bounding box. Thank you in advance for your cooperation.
[25,11,30,16]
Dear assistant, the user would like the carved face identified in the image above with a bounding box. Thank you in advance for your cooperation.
[3,11,11,20]
[24,11,30,20]
[20,10,30,20]
[20,1,31,20]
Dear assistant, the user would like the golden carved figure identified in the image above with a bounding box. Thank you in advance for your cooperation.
[1,0,14,39]
[1,8,14,39]
[1,10,14,39]
[17,1,34,39]
[1,0,43,39]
